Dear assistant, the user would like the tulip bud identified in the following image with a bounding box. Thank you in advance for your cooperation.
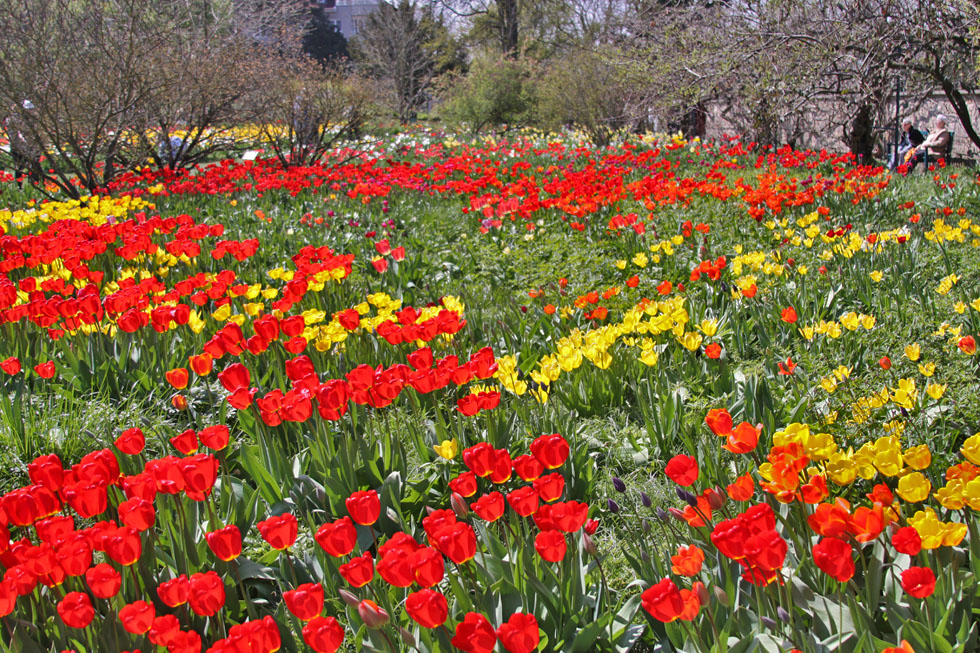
[171,394,188,411]
[450,492,469,518]
[584,518,599,535]
[425,505,436,516]
[655,507,669,522]
[668,507,686,522]
[612,477,626,493]
[641,518,651,534]
[357,600,389,628]
[675,487,696,505]
[606,499,620,513]
[761,616,778,630]
[694,582,709,606]
[879,356,891,370]
[777,606,790,623]
[713,586,730,606]
[640,550,650,564]
[338,590,359,607]
[640,492,652,508]
[583,532,598,556]
[398,627,417,648]
[707,487,726,511]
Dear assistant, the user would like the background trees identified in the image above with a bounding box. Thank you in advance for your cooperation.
[351,1,466,122]
[1,0,979,193]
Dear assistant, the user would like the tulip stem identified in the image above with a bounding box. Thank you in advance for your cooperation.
[379,627,399,652]
[231,560,257,621]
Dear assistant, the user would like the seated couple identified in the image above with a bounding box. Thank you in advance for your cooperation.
[891,115,950,171]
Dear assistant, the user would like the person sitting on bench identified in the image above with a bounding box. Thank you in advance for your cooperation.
[890,119,925,170]
[906,115,949,171]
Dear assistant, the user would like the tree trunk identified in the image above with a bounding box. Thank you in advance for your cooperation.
[941,80,980,152]
[847,104,875,161]
[499,0,518,57]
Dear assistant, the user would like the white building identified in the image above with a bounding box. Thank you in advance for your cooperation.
[315,0,381,39]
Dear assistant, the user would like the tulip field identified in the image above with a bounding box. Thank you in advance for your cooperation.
[2,129,980,653]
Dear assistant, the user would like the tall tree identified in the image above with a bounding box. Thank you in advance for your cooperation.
[352,1,465,121]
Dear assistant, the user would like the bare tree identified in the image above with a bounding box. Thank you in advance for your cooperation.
[0,0,165,196]
[0,0,311,195]
[246,54,376,167]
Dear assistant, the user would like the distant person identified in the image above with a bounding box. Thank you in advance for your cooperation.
[906,115,950,171]
[889,119,925,170]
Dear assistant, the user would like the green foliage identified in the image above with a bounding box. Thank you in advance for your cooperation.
[438,53,537,132]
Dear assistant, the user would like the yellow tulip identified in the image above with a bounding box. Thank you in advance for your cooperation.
[896,472,930,503]
[433,439,458,460]
[902,445,931,470]
[904,343,921,362]
[961,433,980,465]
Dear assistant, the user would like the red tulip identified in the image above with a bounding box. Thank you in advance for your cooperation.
[705,408,733,436]
[339,551,374,587]
[512,454,544,481]
[206,525,242,561]
[780,306,798,323]
[435,522,477,564]
[410,546,445,587]
[892,527,922,556]
[86,563,121,598]
[56,534,92,576]
[405,589,448,628]
[345,490,380,526]
[665,454,699,486]
[188,570,225,616]
[119,600,155,634]
[507,486,541,516]
[0,581,16,617]
[1,357,21,375]
[812,537,854,582]
[148,614,181,647]
[448,471,479,497]
[257,513,298,550]
[534,530,567,562]
[641,578,685,622]
[879,356,892,370]
[198,424,230,450]
[496,612,541,653]
[377,546,414,587]
[452,612,497,653]
[218,363,251,393]
[157,575,189,607]
[57,592,94,628]
[530,433,569,469]
[33,361,56,379]
[165,368,189,390]
[115,428,145,455]
[106,526,142,566]
[169,428,198,455]
[471,492,505,522]
[284,582,324,621]
[118,497,155,531]
[302,615,345,653]
[189,353,213,376]
[535,476,567,507]
[958,335,977,355]
[315,516,357,557]
[901,566,936,598]
[27,454,64,491]
[462,442,495,477]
